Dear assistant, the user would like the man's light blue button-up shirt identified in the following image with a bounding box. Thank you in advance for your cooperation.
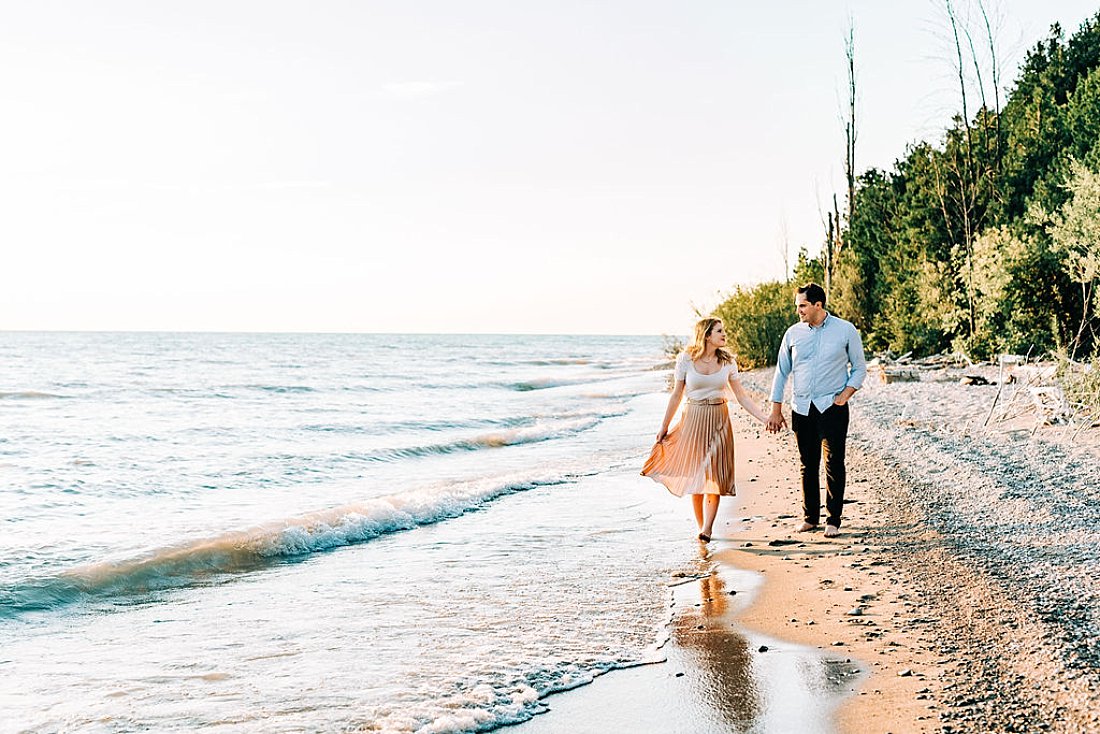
[769,313,867,416]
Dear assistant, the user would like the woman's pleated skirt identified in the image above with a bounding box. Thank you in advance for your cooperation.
[641,399,737,497]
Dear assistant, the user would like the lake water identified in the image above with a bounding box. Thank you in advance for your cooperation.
[0,332,852,733]
[0,332,702,732]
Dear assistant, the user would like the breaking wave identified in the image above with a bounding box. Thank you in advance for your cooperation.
[0,472,580,617]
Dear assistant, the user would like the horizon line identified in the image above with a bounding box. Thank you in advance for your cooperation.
[0,328,679,337]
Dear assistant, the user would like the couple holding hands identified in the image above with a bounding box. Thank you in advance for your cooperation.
[643,283,867,541]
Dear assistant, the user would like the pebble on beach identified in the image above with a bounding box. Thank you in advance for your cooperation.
[735,365,1100,731]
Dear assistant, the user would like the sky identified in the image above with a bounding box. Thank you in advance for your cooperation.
[2,0,1098,335]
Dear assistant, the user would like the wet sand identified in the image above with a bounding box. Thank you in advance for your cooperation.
[515,550,860,734]
[515,408,930,733]
[714,413,944,734]
[517,368,1100,733]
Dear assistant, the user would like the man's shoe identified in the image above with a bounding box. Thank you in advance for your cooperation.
[824,525,840,538]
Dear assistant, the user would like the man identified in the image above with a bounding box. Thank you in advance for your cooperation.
[766,283,866,538]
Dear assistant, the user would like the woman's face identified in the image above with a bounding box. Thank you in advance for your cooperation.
[707,322,727,348]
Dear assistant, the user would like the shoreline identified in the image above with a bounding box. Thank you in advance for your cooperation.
[515,364,1100,733]
[513,524,861,734]
[513,398,916,733]
[714,413,943,733]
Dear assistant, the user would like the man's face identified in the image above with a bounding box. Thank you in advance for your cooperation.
[795,293,823,324]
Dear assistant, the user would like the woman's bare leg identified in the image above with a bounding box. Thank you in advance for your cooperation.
[692,494,704,529]
[701,495,720,538]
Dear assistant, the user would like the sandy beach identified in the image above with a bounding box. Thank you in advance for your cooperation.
[8,334,1098,732]
[516,364,1100,734]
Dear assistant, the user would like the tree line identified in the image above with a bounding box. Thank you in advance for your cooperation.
[716,6,1100,369]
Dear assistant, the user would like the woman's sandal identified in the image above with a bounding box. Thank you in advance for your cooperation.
[698,532,711,542]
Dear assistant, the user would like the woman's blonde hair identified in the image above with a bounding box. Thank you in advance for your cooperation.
[686,317,733,364]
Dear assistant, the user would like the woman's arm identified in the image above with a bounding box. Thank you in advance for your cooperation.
[767,330,791,432]
[656,381,685,443]
[729,376,768,424]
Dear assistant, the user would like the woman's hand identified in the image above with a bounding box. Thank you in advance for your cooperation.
[765,405,787,433]
[656,381,684,446]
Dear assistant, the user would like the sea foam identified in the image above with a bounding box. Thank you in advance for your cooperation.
[0,471,576,617]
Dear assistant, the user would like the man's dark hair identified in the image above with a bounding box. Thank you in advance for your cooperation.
[797,282,827,307]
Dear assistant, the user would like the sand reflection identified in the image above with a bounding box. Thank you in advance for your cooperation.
[514,561,860,734]
[670,565,856,733]
[672,570,762,729]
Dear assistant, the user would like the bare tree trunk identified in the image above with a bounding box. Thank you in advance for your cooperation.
[930,150,955,242]
[946,0,977,338]
[962,1,1005,212]
[1072,281,1096,359]
[962,15,994,182]
[833,193,842,263]
[777,214,791,283]
[844,18,857,226]
[979,0,1002,168]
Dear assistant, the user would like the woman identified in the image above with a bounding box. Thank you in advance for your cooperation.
[642,317,768,541]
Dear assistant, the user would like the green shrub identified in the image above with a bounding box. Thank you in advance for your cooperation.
[711,281,795,369]
[1057,352,1100,418]
[660,334,685,362]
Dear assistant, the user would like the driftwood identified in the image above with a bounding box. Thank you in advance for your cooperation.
[869,350,974,384]
[873,350,974,368]
[1029,387,1073,432]
[868,362,920,383]
[876,350,1097,437]
[984,354,1099,436]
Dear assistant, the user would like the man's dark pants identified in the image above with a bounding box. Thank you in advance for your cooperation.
[791,402,849,528]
